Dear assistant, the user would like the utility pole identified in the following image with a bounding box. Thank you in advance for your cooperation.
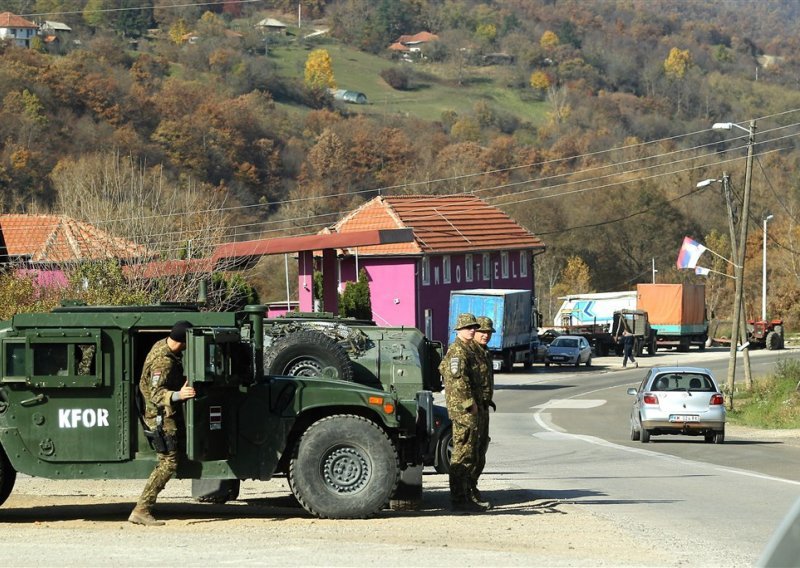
[720,120,756,407]
[721,172,752,391]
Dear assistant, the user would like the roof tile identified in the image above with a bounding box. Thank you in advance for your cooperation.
[330,195,544,255]
[0,214,146,263]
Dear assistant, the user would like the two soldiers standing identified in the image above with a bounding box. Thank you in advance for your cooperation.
[438,313,496,512]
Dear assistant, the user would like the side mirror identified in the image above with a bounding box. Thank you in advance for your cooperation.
[627,387,638,396]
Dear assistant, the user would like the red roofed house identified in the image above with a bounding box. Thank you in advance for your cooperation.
[388,31,439,58]
[297,195,545,345]
[0,214,147,287]
[0,12,38,48]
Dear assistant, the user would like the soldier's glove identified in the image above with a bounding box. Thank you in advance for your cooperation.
[488,400,497,411]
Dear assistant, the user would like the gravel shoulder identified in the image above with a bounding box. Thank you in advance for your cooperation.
[1,474,674,567]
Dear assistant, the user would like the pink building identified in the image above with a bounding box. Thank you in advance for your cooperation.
[296,195,545,344]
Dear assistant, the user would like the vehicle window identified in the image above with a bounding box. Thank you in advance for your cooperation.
[33,344,69,376]
[31,342,98,377]
[652,373,714,391]
[5,342,26,376]
[554,338,579,348]
[651,376,670,391]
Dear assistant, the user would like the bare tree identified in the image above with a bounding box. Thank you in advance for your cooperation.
[51,151,245,309]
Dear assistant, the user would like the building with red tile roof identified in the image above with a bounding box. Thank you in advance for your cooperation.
[296,195,545,344]
[0,12,38,48]
[0,214,146,264]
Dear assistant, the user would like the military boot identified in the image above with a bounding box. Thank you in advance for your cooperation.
[470,490,492,510]
[128,507,165,526]
[451,499,489,513]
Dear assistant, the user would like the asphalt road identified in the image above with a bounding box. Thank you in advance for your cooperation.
[487,345,800,566]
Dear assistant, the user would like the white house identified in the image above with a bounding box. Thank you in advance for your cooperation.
[0,12,38,48]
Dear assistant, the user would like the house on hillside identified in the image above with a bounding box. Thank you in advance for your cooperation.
[388,31,439,60]
[0,214,146,287]
[0,12,38,48]
[296,195,545,345]
[256,18,287,34]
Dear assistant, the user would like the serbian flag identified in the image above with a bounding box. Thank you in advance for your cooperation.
[695,266,710,276]
[676,237,706,269]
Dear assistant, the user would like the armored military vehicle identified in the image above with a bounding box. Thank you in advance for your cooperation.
[0,301,442,519]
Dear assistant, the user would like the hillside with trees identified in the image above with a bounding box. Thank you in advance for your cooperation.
[2,0,800,327]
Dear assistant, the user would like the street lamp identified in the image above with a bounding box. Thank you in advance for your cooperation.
[712,120,756,406]
[762,213,774,321]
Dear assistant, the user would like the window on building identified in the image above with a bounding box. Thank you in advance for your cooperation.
[465,254,473,282]
[421,257,430,286]
[501,251,509,278]
[443,255,451,284]
[482,253,490,281]
[520,250,529,277]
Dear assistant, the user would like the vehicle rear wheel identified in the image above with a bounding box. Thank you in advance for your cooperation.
[630,422,640,441]
[435,426,453,474]
[0,445,16,507]
[640,426,651,443]
[289,414,399,519]
[714,429,725,444]
[265,329,354,381]
[585,356,592,367]
[766,331,782,350]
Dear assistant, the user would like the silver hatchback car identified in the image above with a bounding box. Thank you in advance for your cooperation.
[627,366,726,444]
[544,335,592,367]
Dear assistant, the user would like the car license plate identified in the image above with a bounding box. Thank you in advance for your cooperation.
[552,356,565,361]
[669,414,700,422]
[492,360,502,371]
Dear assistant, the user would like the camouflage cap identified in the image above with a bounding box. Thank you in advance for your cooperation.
[476,316,495,332]
[454,313,479,330]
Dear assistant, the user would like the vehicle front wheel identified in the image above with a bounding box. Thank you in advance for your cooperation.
[0,445,16,507]
[289,414,399,519]
[640,426,651,443]
[435,426,453,474]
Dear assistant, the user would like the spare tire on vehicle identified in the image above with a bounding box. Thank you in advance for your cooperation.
[264,329,355,381]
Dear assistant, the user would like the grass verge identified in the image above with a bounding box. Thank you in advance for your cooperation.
[728,359,800,428]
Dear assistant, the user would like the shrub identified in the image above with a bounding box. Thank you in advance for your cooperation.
[380,67,413,90]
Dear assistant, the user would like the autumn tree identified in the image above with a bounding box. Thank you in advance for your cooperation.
[540,30,559,49]
[552,256,593,298]
[664,47,692,79]
[304,49,336,91]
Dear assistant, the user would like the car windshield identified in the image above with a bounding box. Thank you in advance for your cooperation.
[553,338,578,348]
[650,373,715,392]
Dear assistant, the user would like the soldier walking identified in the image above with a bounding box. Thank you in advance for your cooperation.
[438,313,489,512]
[129,321,196,526]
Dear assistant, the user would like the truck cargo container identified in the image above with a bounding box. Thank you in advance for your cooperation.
[448,289,537,372]
[636,283,708,351]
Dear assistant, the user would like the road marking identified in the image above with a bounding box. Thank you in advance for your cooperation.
[532,399,606,409]
[531,389,800,487]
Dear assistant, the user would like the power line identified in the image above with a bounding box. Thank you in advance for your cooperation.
[22,0,264,18]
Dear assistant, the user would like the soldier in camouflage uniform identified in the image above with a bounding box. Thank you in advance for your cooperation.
[472,316,496,505]
[438,313,488,512]
[128,321,196,526]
